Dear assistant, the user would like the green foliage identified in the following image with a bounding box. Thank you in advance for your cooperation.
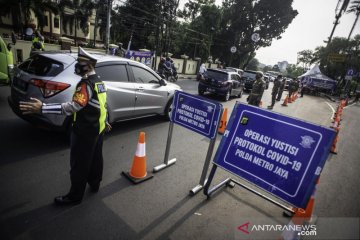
[297,49,314,68]
[247,57,259,71]
[286,64,305,78]
[312,35,360,81]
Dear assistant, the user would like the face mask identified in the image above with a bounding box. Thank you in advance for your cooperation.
[74,62,89,76]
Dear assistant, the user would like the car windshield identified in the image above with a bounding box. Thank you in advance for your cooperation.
[205,70,227,81]
[18,55,64,77]
[242,71,256,79]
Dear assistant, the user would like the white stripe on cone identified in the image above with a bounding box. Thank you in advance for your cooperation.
[135,143,146,157]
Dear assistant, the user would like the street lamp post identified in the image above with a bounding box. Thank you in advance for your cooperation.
[208,27,215,62]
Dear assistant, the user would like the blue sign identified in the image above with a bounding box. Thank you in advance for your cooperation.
[171,91,222,139]
[346,68,354,76]
[125,51,153,66]
[213,103,336,208]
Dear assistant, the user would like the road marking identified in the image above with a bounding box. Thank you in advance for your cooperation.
[326,102,335,120]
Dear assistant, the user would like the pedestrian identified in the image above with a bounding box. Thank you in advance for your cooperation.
[30,30,45,57]
[19,47,111,206]
[267,75,282,110]
[248,71,266,106]
[276,77,286,101]
[197,63,207,81]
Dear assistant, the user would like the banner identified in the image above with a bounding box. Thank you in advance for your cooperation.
[213,103,336,208]
[125,51,153,66]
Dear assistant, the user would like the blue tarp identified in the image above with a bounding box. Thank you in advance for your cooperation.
[299,65,337,91]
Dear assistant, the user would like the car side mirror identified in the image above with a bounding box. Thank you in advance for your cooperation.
[159,79,167,86]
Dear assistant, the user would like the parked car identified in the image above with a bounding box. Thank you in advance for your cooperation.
[198,68,244,101]
[243,70,269,91]
[225,67,244,77]
[8,52,181,132]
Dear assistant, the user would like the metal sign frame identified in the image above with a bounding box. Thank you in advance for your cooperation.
[153,91,223,195]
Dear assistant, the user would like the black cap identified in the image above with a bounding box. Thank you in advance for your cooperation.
[77,47,97,65]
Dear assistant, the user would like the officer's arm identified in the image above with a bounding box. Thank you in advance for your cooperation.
[62,82,92,115]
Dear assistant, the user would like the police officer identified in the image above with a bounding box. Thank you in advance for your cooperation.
[248,71,266,106]
[288,78,295,100]
[276,77,286,101]
[268,75,283,110]
[19,47,111,205]
[30,30,45,56]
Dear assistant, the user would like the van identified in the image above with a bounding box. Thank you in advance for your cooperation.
[0,34,16,85]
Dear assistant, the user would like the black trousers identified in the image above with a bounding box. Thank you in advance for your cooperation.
[68,131,104,200]
[276,90,284,101]
[271,93,277,107]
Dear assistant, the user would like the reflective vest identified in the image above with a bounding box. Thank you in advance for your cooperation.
[32,37,44,50]
[73,75,107,136]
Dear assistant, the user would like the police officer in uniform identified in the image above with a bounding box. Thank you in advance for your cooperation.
[248,71,266,106]
[20,47,111,205]
[276,77,286,101]
[30,30,45,57]
[267,75,282,110]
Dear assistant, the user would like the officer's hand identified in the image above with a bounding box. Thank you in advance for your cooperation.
[19,98,43,114]
[105,122,112,132]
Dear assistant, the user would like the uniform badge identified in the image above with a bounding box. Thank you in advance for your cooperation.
[300,136,315,148]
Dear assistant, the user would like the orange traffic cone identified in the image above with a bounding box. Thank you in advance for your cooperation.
[218,108,228,135]
[280,179,319,240]
[122,132,153,184]
[281,96,288,106]
[330,127,340,154]
[288,94,292,103]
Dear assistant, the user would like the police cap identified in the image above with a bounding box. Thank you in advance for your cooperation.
[77,47,97,65]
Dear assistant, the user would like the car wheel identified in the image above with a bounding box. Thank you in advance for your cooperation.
[163,100,173,120]
[223,89,231,101]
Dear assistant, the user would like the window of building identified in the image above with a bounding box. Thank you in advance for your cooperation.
[44,16,48,26]
[54,18,60,28]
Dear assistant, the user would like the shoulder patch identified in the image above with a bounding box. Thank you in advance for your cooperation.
[97,83,107,93]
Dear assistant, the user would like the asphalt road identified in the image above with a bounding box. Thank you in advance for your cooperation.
[0,79,359,240]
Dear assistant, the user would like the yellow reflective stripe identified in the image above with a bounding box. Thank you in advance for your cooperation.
[95,82,107,134]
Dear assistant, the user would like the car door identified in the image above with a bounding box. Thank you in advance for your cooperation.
[230,73,242,95]
[129,64,168,117]
[95,64,135,122]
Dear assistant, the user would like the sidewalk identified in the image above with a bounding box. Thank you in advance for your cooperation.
[178,74,197,80]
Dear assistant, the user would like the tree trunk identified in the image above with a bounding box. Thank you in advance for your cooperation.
[347,11,359,40]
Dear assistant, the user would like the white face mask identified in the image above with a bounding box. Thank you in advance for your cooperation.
[74,62,89,76]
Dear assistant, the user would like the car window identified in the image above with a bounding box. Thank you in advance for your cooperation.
[231,74,241,81]
[205,70,228,81]
[96,65,129,82]
[18,55,64,77]
[131,66,159,84]
[242,71,256,79]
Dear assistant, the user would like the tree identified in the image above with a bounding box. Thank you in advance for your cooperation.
[213,0,298,69]
[297,50,314,70]
[312,35,360,82]
[58,0,94,46]
[346,0,360,40]
[286,64,305,78]
[247,57,259,70]
[0,0,58,34]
